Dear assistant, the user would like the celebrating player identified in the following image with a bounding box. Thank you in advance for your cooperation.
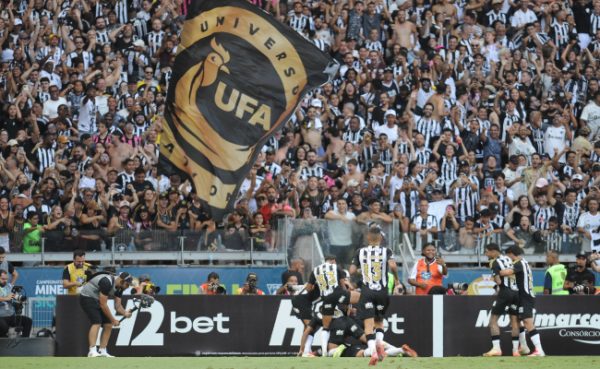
[305,255,360,357]
[349,223,399,365]
[502,246,546,356]
[482,243,522,357]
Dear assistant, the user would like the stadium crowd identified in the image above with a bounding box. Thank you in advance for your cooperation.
[1,0,600,265]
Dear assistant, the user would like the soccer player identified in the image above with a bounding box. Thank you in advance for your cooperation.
[292,287,321,357]
[349,224,398,365]
[502,245,546,356]
[327,312,417,359]
[305,256,360,357]
[482,243,522,357]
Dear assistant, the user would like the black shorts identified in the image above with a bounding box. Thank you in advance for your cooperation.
[292,294,313,321]
[358,287,390,320]
[322,288,351,316]
[341,344,366,357]
[308,315,322,331]
[329,316,364,345]
[80,295,110,325]
[491,288,519,316]
[518,294,535,319]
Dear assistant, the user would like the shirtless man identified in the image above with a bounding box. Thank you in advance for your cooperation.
[390,10,418,52]
[108,132,135,171]
[324,127,345,164]
[427,84,447,123]
[432,0,457,26]
[301,106,323,151]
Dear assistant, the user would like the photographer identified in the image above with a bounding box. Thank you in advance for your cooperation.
[276,275,300,295]
[238,272,265,295]
[564,253,596,295]
[0,270,32,338]
[80,272,133,357]
[199,272,226,295]
[0,247,18,285]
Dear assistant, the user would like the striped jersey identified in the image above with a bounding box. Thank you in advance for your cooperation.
[491,255,517,291]
[513,258,535,297]
[351,246,394,291]
[309,263,344,297]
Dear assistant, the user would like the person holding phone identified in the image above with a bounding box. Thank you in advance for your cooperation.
[408,243,447,295]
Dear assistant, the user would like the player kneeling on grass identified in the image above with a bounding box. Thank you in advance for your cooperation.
[348,224,398,365]
[326,308,418,359]
[305,255,360,357]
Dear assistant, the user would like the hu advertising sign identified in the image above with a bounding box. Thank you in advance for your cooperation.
[159,0,337,219]
[55,296,431,357]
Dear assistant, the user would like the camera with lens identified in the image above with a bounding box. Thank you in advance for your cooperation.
[11,286,27,315]
[209,282,226,295]
[573,284,594,295]
[142,282,161,295]
[448,282,469,294]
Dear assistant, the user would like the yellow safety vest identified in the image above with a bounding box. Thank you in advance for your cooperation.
[66,262,91,295]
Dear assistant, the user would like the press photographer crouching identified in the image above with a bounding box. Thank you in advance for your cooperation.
[238,272,265,295]
[0,269,32,338]
[199,272,226,295]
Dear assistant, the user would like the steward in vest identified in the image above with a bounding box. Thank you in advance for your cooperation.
[408,243,447,295]
[62,250,93,295]
[543,250,568,295]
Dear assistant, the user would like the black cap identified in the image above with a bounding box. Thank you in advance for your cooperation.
[459,160,469,167]
[488,203,500,213]
[207,272,220,281]
[576,252,587,259]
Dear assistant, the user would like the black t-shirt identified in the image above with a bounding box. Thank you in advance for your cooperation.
[566,268,596,288]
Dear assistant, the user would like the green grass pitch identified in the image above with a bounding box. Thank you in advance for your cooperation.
[2,357,600,369]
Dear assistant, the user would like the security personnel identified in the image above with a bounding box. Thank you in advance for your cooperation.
[408,243,447,295]
[543,250,568,295]
[62,250,92,295]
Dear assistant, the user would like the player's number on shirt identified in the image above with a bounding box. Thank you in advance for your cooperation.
[361,262,382,284]
[316,270,337,292]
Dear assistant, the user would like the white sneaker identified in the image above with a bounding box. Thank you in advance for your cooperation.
[98,350,115,358]
[88,351,101,357]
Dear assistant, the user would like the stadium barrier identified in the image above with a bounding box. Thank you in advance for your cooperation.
[55,295,600,357]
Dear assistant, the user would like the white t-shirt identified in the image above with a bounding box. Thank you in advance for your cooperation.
[577,211,600,251]
[42,97,68,119]
[544,125,567,159]
[374,123,399,144]
[581,101,600,140]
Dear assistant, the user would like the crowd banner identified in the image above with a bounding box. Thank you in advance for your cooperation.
[55,295,599,357]
[158,0,338,219]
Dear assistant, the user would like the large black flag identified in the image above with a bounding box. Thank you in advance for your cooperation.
[159,0,337,220]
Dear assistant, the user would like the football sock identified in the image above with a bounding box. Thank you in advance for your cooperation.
[512,336,519,352]
[529,329,543,351]
[375,328,385,343]
[519,327,527,347]
[304,335,313,355]
[321,329,330,357]
[366,333,376,355]
[492,335,500,350]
